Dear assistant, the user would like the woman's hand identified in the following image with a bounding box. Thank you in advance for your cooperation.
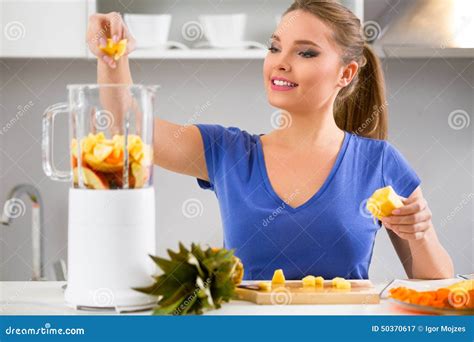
[86,12,136,68]
[381,193,433,241]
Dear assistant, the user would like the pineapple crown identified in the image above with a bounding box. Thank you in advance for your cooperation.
[134,243,243,315]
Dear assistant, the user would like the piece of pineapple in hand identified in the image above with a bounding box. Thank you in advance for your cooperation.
[99,38,128,60]
[366,185,404,220]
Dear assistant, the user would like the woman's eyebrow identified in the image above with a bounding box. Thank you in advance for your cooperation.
[271,34,321,48]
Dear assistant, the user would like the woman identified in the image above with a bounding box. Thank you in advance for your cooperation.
[86,0,454,281]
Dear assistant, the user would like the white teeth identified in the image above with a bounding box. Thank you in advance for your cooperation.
[272,79,297,87]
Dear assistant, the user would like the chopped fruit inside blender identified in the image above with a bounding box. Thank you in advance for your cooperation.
[73,167,109,190]
[71,132,152,189]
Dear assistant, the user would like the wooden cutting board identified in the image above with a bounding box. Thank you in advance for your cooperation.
[235,280,380,305]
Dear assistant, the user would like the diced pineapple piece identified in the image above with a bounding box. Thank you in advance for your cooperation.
[114,39,127,60]
[99,38,128,60]
[82,135,96,154]
[332,277,345,287]
[315,276,324,287]
[335,279,351,290]
[367,185,403,220]
[93,143,114,162]
[130,143,144,161]
[96,132,105,141]
[272,269,285,285]
[70,139,78,159]
[258,281,272,291]
[302,275,316,287]
[99,38,117,55]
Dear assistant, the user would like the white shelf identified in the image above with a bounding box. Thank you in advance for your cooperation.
[128,48,268,60]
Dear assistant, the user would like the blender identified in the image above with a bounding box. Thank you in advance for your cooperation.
[42,84,158,312]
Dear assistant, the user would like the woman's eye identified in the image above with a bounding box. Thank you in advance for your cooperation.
[299,50,319,58]
[268,45,279,53]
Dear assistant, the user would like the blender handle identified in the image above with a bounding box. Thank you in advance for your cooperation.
[42,103,72,182]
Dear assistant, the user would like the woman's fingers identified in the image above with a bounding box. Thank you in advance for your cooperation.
[106,12,123,43]
[86,12,134,68]
[382,209,432,225]
[87,14,107,57]
[392,197,427,216]
[123,25,136,55]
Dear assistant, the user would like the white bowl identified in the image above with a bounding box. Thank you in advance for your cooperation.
[198,14,247,48]
[124,14,172,49]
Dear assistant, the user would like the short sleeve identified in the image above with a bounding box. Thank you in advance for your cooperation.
[382,142,421,198]
[194,124,242,191]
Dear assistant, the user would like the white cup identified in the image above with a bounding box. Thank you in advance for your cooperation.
[124,14,172,48]
[198,14,247,48]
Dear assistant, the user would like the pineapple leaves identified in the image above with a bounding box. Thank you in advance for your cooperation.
[133,243,244,315]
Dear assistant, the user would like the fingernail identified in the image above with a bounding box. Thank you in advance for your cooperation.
[102,55,112,63]
[392,209,400,215]
[99,37,106,47]
[112,34,119,43]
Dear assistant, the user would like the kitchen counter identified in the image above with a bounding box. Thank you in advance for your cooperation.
[0,281,418,315]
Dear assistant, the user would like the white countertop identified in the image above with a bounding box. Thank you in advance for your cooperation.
[0,281,419,316]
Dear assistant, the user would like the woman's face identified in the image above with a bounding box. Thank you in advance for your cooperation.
[263,9,351,114]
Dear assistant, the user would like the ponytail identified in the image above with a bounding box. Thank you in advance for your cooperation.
[334,44,388,140]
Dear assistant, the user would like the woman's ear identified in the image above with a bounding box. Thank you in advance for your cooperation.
[338,61,359,87]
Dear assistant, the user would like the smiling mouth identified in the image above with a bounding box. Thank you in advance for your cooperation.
[271,79,299,88]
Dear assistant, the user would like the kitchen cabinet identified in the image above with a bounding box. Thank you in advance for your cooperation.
[0,0,95,58]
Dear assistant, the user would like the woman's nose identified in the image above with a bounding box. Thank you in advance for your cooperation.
[277,61,291,72]
[275,55,291,72]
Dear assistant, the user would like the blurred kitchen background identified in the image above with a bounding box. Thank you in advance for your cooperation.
[0,0,472,282]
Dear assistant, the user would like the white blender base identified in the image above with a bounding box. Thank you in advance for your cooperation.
[65,187,157,311]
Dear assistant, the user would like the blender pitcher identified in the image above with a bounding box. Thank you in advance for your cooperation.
[42,84,158,311]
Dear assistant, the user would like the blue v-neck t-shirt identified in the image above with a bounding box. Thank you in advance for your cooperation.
[195,124,421,280]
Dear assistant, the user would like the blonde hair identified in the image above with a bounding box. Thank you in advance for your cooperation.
[284,0,388,140]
